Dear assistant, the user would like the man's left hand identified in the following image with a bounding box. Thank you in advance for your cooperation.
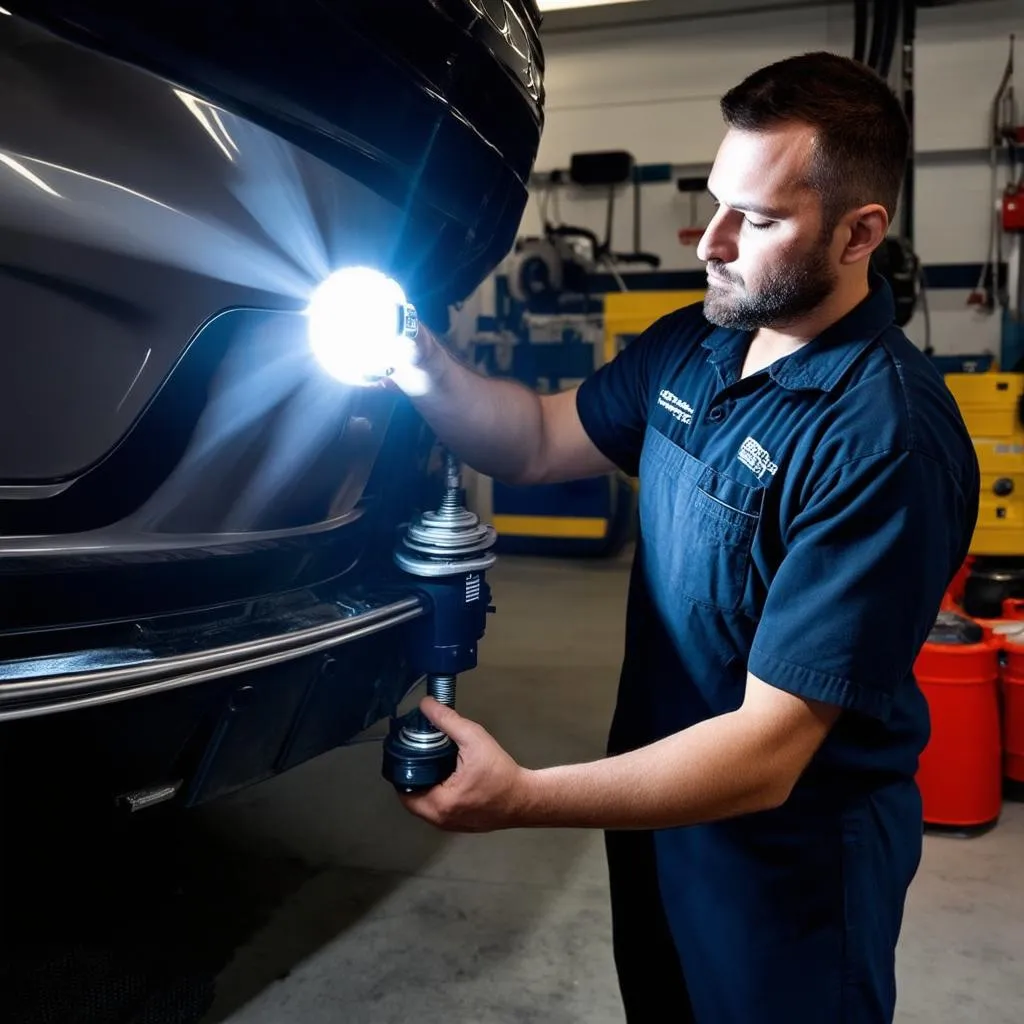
[398,696,533,832]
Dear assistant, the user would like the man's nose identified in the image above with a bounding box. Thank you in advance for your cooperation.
[697,209,738,264]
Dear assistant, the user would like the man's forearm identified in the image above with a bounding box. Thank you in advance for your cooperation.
[403,342,546,485]
[516,709,794,831]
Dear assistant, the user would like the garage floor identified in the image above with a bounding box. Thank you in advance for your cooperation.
[200,553,1023,1024]
[2,554,1022,1023]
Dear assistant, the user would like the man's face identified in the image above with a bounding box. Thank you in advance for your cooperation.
[697,125,838,332]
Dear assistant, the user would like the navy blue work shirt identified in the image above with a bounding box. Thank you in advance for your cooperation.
[575,274,979,1019]
[577,274,978,783]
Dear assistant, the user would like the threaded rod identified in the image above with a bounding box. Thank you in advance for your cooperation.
[439,452,462,517]
[439,489,461,516]
[428,674,457,707]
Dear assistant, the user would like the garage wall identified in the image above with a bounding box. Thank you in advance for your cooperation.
[456,0,1020,359]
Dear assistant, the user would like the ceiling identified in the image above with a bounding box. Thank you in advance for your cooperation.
[536,0,841,33]
[536,0,984,34]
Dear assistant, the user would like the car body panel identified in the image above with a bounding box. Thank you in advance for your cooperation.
[2,15,426,483]
[0,1,543,804]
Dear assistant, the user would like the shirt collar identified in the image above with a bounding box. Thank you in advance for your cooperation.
[700,270,895,392]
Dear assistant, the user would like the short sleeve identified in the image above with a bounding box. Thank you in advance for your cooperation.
[748,449,976,722]
[575,308,689,476]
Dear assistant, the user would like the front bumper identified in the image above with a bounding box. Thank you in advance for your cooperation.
[0,588,427,723]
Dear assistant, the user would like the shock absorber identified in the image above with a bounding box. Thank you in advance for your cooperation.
[382,450,497,793]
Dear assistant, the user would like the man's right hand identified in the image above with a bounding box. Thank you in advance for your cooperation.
[411,322,448,376]
[382,322,447,398]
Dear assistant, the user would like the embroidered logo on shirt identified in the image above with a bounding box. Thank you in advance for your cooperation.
[658,389,694,424]
[737,436,778,480]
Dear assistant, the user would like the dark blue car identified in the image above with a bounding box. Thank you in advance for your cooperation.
[0,1,544,807]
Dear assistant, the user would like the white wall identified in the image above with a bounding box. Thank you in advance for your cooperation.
[457,0,1020,359]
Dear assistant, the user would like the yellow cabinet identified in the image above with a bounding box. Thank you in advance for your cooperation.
[946,372,1024,557]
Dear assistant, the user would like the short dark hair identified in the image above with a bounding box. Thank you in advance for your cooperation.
[720,51,910,233]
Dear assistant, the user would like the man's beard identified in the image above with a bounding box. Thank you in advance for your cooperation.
[702,243,837,331]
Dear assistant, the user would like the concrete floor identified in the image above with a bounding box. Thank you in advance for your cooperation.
[184,553,1024,1024]
[3,553,1020,1023]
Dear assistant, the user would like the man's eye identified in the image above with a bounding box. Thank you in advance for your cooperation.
[745,218,773,230]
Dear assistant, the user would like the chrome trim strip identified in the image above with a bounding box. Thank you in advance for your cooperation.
[0,596,424,697]
[0,481,75,499]
[0,597,426,722]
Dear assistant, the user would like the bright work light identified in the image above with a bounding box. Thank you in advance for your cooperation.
[306,267,418,386]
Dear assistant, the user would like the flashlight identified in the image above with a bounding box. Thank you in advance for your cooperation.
[306,267,418,386]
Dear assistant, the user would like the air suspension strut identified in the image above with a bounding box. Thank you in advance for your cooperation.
[382,450,496,793]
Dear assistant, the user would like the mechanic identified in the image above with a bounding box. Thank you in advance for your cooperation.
[388,51,980,1023]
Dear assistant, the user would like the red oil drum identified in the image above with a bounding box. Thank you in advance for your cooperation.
[971,617,1009,646]
[914,612,1002,831]
[999,638,1024,784]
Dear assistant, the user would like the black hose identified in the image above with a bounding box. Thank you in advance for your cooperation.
[878,0,900,80]
[900,0,916,244]
[866,0,885,69]
[603,186,614,259]
[633,169,641,255]
[853,0,868,63]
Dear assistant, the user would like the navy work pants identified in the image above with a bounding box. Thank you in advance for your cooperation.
[604,782,922,1023]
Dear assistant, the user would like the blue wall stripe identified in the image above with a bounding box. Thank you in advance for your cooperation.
[585,264,994,294]
[481,263,1000,327]
[921,264,988,290]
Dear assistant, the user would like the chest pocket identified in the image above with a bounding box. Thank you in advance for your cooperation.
[639,427,763,613]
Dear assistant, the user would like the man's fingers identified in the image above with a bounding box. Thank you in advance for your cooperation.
[399,791,439,823]
[418,696,478,743]
[400,786,459,830]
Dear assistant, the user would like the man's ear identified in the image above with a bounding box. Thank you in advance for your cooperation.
[838,204,889,265]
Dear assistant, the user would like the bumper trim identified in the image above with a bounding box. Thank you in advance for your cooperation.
[0,596,426,722]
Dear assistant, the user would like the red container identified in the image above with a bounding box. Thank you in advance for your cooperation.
[971,617,1024,647]
[948,556,973,606]
[914,614,1002,830]
[1000,640,1024,784]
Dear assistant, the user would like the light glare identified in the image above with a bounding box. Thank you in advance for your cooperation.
[0,152,62,197]
[306,267,416,386]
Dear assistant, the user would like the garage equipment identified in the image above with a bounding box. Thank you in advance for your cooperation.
[471,249,647,557]
[999,636,1024,786]
[603,289,705,366]
[517,149,661,306]
[914,612,1002,834]
[852,0,923,329]
[969,34,1021,358]
[963,562,1024,620]
[382,451,496,792]
[471,269,705,556]
[945,372,1024,560]
[939,36,1024,619]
